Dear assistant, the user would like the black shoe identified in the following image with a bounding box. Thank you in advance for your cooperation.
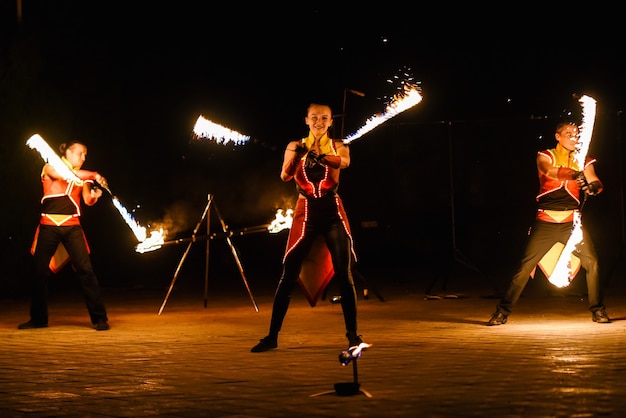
[346,331,363,348]
[95,320,110,331]
[251,336,277,352]
[18,320,48,330]
[592,309,611,323]
[488,312,508,326]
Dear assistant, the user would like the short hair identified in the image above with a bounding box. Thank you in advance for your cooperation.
[555,120,577,133]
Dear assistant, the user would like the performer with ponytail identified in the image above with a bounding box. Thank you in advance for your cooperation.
[20,140,110,331]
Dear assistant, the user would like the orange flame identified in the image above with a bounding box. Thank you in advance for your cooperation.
[344,83,422,144]
[193,115,250,145]
[135,228,166,253]
[268,209,293,233]
[547,95,597,288]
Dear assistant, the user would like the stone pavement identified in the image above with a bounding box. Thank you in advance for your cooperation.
[1,267,626,418]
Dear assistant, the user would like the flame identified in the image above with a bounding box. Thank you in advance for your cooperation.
[193,115,250,145]
[547,95,597,288]
[574,95,597,168]
[135,228,166,254]
[26,134,82,183]
[344,83,423,144]
[110,197,148,241]
[547,212,584,288]
[268,208,293,233]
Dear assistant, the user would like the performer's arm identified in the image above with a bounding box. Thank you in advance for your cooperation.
[281,141,306,182]
[82,182,102,206]
[538,153,578,180]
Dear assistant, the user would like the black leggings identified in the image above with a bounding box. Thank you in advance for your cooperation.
[267,220,356,337]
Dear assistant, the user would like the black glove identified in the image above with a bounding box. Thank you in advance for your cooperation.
[587,181,601,196]
[576,171,589,188]
[305,150,319,168]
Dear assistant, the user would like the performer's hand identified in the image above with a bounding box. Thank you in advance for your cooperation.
[294,144,307,159]
[305,150,319,168]
[95,173,108,190]
[90,186,103,199]
[586,181,602,196]
[575,171,589,188]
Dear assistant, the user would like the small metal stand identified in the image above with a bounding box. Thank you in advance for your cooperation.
[158,194,258,314]
[310,345,372,398]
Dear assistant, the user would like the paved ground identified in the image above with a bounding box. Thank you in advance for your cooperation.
[1,264,626,418]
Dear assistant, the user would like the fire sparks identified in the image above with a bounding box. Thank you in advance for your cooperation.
[26,134,82,183]
[344,82,423,144]
[193,115,250,145]
[547,95,597,288]
[268,208,293,233]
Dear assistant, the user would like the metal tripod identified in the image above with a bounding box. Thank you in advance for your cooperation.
[158,194,258,314]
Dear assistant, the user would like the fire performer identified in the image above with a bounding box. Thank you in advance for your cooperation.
[488,120,609,325]
[20,140,111,331]
[251,103,362,352]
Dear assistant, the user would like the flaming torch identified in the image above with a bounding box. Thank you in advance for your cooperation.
[192,115,250,145]
[344,81,422,144]
[26,133,165,249]
[26,134,82,183]
[546,95,597,288]
[267,208,293,233]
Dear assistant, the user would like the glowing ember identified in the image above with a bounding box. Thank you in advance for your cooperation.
[26,134,81,183]
[344,83,423,144]
[268,208,293,233]
[193,115,250,145]
[547,95,596,288]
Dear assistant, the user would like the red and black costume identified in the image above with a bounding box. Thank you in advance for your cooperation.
[494,148,606,316]
[266,134,358,340]
[28,158,108,327]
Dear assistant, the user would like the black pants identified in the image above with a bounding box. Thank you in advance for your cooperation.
[496,220,604,315]
[267,218,356,337]
[30,224,108,325]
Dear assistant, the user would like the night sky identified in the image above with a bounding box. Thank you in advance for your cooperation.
[2,2,626,289]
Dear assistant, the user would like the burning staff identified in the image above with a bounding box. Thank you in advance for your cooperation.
[344,81,422,144]
[28,134,164,249]
[547,95,597,288]
[135,208,293,254]
[193,115,250,145]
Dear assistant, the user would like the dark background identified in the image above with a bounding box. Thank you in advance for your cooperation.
[2,2,625,297]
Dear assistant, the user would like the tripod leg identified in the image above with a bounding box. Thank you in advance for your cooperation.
[158,196,213,315]
[213,203,259,312]
[158,242,193,315]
